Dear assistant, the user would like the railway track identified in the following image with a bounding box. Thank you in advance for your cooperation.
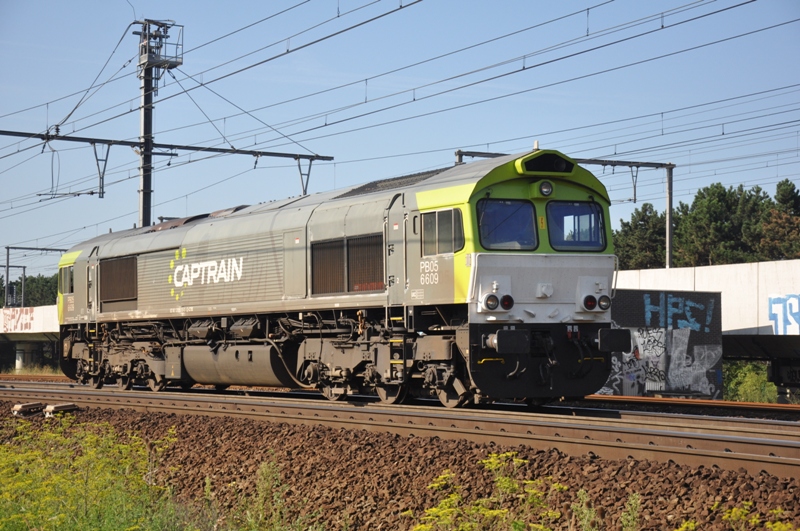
[2,383,799,479]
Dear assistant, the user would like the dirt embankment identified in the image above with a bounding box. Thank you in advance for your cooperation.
[2,403,798,530]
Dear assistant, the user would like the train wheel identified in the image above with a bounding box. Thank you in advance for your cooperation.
[437,386,467,408]
[90,374,104,390]
[148,377,166,392]
[321,385,345,401]
[59,357,79,381]
[117,376,133,390]
[376,384,407,405]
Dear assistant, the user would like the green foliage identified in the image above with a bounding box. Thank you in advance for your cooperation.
[759,208,800,260]
[613,181,800,268]
[0,418,323,531]
[774,179,800,215]
[0,273,58,307]
[614,203,667,270]
[0,364,61,375]
[570,489,599,531]
[408,452,566,530]
[0,417,187,531]
[708,500,797,531]
[620,492,640,531]
[226,458,322,531]
[724,361,777,403]
[674,183,774,266]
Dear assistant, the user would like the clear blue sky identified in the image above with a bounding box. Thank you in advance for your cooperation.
[1,0,798,279]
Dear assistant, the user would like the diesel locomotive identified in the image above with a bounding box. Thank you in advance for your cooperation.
[57,149,630,407]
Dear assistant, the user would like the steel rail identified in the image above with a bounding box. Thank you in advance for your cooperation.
[6,375,800,419]
[1,385,798,478]
[586,394,800,413]
[6,381,800,439]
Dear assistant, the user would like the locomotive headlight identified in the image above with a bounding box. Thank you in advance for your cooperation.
[598,295,612,310]
[583,295,598,311]
[539,181,553,196]
[484,294,500,310]
[500,294,514,310]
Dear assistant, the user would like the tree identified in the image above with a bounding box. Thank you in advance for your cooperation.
[774,179,800,215]
[1,273,57,307]
[613,203,667,270]
[674,183,774,266]
[22,274,58,306]
[759,208,800,260]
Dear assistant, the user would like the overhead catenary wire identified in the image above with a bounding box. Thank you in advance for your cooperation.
[173,68,317,156]
[3,2,796,270]
[55,22,137,130]
[22,0,403,143]
[248,16,798,152]
[146,0,725,145]
[0,0,313,129]
[1,82,796,212]
[0,0,755,163]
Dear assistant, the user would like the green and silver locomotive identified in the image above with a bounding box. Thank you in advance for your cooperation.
[58,149,629,406]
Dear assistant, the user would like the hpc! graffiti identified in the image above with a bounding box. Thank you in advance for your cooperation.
[643,293,715,332]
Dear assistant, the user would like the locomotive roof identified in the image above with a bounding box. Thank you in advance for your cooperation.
[59,150,600,265]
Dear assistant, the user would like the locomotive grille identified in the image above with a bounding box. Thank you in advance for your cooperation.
[99,256,137,302]
[347,234,383,292]
[312,234,384,294]
[312,240,345,294]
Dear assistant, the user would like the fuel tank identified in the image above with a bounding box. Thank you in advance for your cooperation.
[182,344,300,388]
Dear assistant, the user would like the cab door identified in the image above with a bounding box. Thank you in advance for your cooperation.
[385,193,407,306]
[86,247,99,323]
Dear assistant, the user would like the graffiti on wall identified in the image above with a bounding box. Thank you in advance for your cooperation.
[643,292,715,332]
[1,307,36,333]
[598,291,723,399]
[769,295,800,336]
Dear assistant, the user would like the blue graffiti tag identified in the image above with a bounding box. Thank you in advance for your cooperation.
[769,295,800,335]
[643,293,715,332]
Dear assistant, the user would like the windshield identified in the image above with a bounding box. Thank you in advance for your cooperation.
[477,199,537,250]
[546,201,605,251]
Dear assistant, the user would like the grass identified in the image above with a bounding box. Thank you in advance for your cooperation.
[0,416,319,531]
[0,417,184,530]
[0,363,61,376]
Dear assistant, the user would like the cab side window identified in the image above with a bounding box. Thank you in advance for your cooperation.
[59,266,74,294]
[422,209,464,256]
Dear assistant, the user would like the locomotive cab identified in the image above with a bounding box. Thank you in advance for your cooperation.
[410,149,629,404]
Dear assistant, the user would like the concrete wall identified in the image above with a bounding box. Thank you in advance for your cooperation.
[0,306,59,341]
[616,259,800,336]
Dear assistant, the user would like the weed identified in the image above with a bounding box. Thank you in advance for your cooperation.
[620,492,641,531]
[409,452,566,530]
[570,489,599,531]
[0,416,182,530]
[717,501,797,531]
[224,455,322,531]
